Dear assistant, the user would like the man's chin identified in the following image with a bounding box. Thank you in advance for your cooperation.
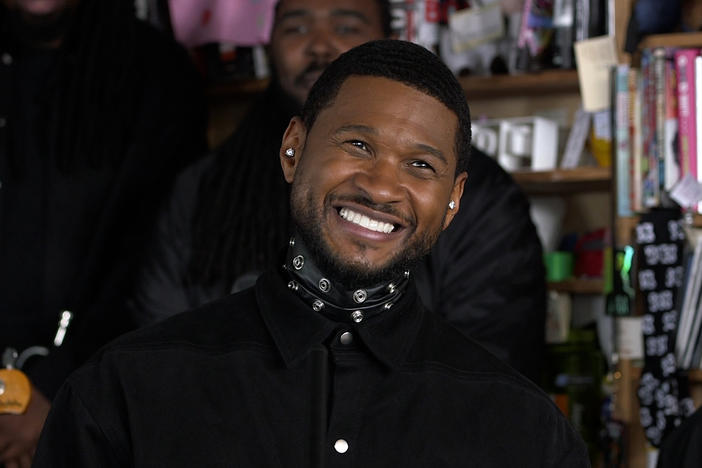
[311,245,421,289]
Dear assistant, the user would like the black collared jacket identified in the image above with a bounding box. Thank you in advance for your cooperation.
[130,85,546,381]
[35,271,588,467]
[0,16,207,397]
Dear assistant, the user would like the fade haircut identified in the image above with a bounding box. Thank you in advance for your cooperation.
[273,0,394,38]
[300,39,471,174]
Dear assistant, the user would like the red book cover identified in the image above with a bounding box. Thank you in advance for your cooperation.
[675,49,699,182]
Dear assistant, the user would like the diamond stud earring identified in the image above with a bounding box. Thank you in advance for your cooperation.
[284,148,295,158]
[448,200,456,210]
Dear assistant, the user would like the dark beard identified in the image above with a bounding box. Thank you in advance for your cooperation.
[290,188,442,289]
[7,5,75,47]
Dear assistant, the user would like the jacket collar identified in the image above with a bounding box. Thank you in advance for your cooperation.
[255,268,423,370]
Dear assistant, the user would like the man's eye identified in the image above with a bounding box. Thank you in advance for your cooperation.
[283,24,308,35]
[411,160,435,171]
[348,140,368,152]
[335,25,361,35]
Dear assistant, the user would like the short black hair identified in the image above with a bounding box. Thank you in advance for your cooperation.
[301,39,471,174]
[273,0,394,38]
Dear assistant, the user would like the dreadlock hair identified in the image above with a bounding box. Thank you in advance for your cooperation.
[273,0,394,38]
[302,39,472,175]
[189,84,298,289]
[1,0,140,173]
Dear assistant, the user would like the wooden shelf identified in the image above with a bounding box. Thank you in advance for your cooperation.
[548,278,604,294]
[206,78,270,98]
[639,32,702,49]
[511,166,611,194]
[459,69,580,100]
[629,364,702,383]
[203,70,580,101]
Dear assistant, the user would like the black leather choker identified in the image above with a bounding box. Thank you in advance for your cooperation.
[282,236,409,324]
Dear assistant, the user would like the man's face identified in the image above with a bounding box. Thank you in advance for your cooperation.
[269,0,386,106]
[281,76,467,285]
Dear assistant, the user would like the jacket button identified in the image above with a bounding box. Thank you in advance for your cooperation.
[339,331,353,345]
[334,439,349,453]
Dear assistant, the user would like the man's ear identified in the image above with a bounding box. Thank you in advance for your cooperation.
[442,171,468,230]
[279,116,307,183]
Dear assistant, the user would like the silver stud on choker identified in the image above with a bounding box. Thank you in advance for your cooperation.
[352,289,367,304]
[292,255,305,270]
[351,310,364,323]
[319,278,331,293]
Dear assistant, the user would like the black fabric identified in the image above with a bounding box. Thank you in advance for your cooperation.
[657,405,702,467]
[635,210,694,447]
[130,84,546,381]
[0,20,208,398]
[35,270,587,467]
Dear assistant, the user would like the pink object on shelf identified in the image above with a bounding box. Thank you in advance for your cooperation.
[168,0,277,47]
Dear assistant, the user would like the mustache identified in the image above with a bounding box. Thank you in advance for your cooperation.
[330,194,416,227]
[293,61,331,87]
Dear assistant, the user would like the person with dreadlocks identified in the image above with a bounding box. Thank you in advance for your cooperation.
[0,0,207,465]
[33,39,587,467]
[131,0,546,382]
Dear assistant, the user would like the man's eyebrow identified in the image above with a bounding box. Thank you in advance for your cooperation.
[276,9,310,22]
[334,125,448,164]
[414,143,447,164]
[330,9,371,24]
[277,9,370,23]
[335,124,378,135]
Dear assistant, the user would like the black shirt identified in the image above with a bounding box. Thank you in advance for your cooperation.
[35,271,588,467]
[0,17,207,397]
[130,91,546,381]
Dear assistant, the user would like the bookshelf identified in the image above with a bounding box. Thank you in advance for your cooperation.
[205,69,580,100]
[459,69,580,99]
[639,31,702,49]
[512,167,611,194]
[611,21,702,467]
[548,278,605,294]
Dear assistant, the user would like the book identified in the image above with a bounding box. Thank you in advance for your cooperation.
[641,49,660,207]
[615,64,632,216]
[664,51,680,191]
[675,49,699,185]
[630,68,644,213]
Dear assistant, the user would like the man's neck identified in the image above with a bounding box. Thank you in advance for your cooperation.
[282,236,409,324]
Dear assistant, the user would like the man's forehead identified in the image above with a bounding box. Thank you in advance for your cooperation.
[275,0,379,20]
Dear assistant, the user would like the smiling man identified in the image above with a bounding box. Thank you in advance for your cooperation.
[132,0,546,385]
[34,41,587,467]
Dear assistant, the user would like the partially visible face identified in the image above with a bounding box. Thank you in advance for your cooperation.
[281,76,467,286]
[3,0,74,15]
[269,0,386,106]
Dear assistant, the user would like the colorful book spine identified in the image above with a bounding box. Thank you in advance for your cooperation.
[664,52,680,191]
[641,50,660,207]
[654,48,666,193]
[631,68,643,213]
[675,49,698,183]
[615,64,632,216]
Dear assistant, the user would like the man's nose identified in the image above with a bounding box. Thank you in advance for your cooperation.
[305,26,339,60]
[352,160,405,204]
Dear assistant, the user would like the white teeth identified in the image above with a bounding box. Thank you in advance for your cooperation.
[339,207,395,233]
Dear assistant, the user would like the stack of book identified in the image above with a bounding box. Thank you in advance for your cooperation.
[613,47,702,217]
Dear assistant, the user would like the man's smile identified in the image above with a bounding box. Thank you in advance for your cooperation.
[338,207,396,233]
